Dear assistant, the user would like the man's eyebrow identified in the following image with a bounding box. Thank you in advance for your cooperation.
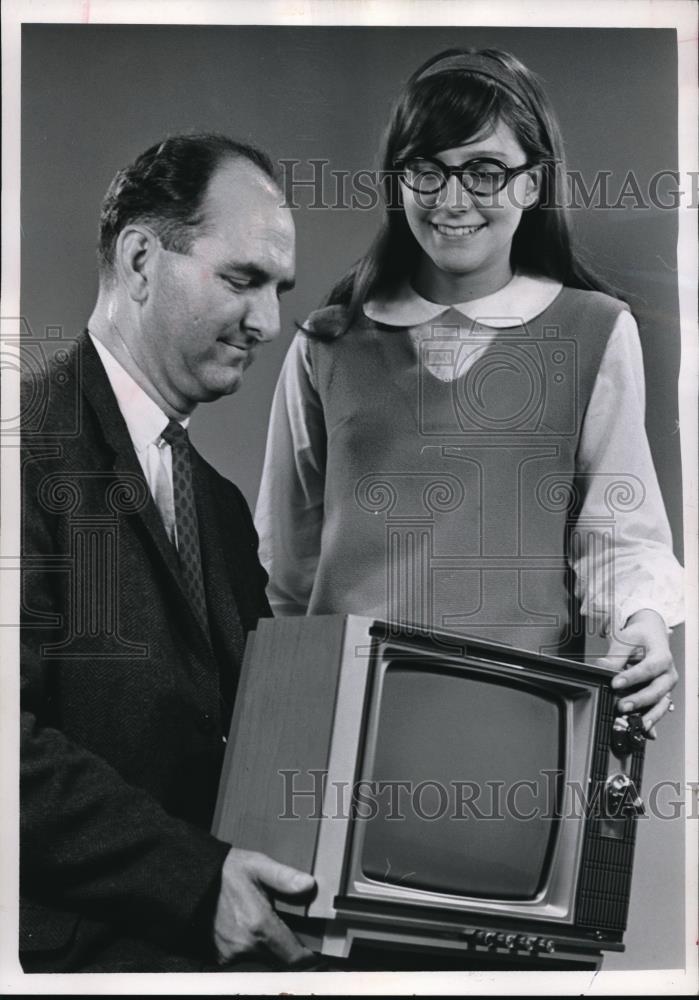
[221,262,295,292]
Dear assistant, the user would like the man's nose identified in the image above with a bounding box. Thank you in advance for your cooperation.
[244,289,282,343]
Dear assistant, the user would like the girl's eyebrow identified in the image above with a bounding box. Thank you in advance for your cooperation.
[421,149,512,164]
[452,149,510,159]
[424,151,510,167]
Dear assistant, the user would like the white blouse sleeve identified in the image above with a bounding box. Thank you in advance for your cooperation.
[255,332,326,615]
[572,310,684,634]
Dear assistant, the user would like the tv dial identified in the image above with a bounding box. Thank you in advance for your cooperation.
[605,771,645,816]
[612,712,648,756]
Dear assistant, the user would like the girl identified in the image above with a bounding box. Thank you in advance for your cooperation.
[256,48,683,733]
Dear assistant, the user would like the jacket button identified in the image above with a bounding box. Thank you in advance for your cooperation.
[199,713,217,735]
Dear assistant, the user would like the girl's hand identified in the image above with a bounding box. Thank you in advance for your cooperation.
[599,609,678,735]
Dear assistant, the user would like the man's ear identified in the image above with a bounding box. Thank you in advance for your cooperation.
[521,166,543,210]
[115,225,159,302]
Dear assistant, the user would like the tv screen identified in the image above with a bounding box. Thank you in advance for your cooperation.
[360,660,564,900]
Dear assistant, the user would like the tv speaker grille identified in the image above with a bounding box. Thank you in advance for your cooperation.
[574,687,645,933]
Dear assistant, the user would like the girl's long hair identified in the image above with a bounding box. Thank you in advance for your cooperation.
[323,48,617,333]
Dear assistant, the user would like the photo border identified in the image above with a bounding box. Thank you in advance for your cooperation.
[1,1,696,995]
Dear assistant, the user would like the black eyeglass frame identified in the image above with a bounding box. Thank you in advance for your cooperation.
[395,155,538,197]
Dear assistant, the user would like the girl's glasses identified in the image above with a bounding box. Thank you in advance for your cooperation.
[396,155,535,201]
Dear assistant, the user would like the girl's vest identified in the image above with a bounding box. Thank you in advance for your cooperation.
[304,287,628,657]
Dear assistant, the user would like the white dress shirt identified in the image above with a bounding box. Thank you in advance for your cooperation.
[90,334,186,548]
[255,273,684,633]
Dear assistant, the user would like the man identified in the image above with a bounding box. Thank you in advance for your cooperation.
[20,133,316,973]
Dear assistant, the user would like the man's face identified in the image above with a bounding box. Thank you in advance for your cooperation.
[139,158,295,413]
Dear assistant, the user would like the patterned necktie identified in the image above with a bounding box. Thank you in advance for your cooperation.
[161,420,209,636]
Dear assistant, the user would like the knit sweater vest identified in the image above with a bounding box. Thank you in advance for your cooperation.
[303,287,628,657]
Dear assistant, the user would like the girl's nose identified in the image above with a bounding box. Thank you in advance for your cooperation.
[441,172,476,211]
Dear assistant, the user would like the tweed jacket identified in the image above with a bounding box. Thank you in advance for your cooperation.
[20,331,271,971]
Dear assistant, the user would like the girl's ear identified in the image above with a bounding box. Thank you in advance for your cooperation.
[521,165,543,209]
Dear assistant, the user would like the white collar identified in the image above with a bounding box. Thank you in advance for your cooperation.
[89,333,189,452]
[364,272,563,329]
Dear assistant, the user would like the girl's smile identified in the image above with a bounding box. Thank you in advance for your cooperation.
[431,221,488,238]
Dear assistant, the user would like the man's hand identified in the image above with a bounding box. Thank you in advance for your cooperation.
[597,609,678,735]
[213,848,316,967]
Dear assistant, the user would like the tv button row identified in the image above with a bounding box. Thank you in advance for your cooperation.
[468,930,556,953]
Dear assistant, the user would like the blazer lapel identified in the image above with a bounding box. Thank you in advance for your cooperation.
[79,332,212,654]
[191,453,246,694]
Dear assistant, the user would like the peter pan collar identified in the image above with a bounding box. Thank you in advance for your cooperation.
[364,272,563,329]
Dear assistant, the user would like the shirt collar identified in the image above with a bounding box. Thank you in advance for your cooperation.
[364,272,563,329]
[89,333,189,453]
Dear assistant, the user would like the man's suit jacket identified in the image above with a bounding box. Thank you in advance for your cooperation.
[20,332,272,971]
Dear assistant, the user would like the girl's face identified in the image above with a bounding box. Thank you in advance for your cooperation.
[401,119,541,301]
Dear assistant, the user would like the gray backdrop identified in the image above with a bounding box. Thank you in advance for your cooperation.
[21,24,685,972]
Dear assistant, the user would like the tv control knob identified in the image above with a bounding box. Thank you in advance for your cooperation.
[538,937,556,953]
[612,711,648,755]
[504,934,518,950]
[517,934,534,952]
[473,930,487,944]
[483,932,497,947]
[607,772,632,798]
[605,772,645,816]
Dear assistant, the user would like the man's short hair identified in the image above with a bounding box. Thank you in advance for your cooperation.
[97,132,278,276]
